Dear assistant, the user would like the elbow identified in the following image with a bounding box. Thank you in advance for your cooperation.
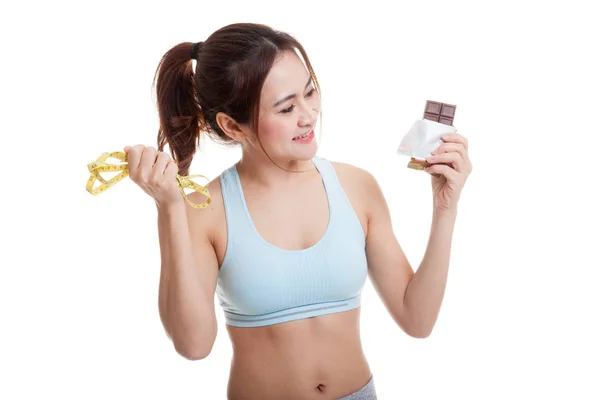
[167,315,218,360]
[397,316,433,339]
[394,311,432,339]
[396,308,435,339]
[398,324,431,339]
[179,348,212,361]
[409,329,432,339]
[407,321,434,339]
[174,339,214,361]
[403,318,433,338]
[172,327,217,361]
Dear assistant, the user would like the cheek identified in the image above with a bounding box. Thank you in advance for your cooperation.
[258,117,292,141]
[313,94,322,110]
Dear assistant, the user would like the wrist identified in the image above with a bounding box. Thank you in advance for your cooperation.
[156,199,186,215]
[433,206,458,219]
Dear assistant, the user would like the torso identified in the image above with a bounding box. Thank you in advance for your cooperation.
[206,160,371,400]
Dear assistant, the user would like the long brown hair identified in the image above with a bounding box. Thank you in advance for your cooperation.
[152,23,322,176]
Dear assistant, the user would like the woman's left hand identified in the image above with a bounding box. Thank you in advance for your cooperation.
[424,132,472,212]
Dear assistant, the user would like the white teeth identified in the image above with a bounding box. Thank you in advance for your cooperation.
[293,131,311,140]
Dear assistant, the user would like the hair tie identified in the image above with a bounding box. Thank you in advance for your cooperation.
[190,41,203,59]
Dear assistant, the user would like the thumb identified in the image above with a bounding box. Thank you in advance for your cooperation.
[124,146,131,153]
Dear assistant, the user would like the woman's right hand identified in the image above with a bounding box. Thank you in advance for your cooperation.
[124,145,182,207]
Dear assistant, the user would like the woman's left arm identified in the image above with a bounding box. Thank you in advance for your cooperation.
[363,132,472,338]
[400,209,457,338]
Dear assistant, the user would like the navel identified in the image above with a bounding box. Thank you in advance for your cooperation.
[316,383,326,393]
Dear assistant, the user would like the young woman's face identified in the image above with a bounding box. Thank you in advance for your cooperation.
[253,50,321,161]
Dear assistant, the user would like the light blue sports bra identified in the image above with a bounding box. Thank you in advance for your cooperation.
[215,156,368,328]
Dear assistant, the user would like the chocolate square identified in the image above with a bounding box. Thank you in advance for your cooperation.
[423,100,456,126]
[425,101,442,114]
[440,104,456,118]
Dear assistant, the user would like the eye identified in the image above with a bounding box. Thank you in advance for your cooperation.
[280,89,317,114]
[281,105,295,114]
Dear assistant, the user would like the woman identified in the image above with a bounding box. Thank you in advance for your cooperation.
[124,22,472,400]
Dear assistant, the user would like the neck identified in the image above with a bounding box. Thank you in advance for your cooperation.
[236,150,317,188]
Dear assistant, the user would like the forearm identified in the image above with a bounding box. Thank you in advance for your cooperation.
[403,208,457,337]
[157,202,215,357]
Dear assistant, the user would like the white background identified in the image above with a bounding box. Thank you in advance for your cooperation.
[1,0,599,398]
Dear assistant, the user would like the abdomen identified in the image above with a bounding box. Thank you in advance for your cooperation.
[225,307,372,399]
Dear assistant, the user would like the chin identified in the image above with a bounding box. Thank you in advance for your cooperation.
[269,141,318,163]
[294,144,318,160]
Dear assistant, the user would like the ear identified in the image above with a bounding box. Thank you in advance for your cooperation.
[216,112,250,142]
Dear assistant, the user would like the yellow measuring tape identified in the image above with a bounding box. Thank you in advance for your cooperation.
[86,151,211,209]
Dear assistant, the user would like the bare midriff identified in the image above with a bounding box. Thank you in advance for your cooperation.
[225,307,372,400]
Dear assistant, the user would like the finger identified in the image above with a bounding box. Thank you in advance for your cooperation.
[164,160,179,185]
[153,151,172,180]
[127,144,146,176]
[426,152,463,173]
[425,163,460,182]
[442,133,468,151]
[431,143,468,164]
[433,142,465,155]
[164,158,179,177]
[139,147,158,182]
[162,156,178,175]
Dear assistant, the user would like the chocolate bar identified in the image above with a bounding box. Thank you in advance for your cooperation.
[407,100,457,171]
[423,100,456,126]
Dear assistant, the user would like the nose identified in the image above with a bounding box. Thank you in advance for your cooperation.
[297,100,319,127]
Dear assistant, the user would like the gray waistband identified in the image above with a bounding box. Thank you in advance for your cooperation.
[337,375,377,400]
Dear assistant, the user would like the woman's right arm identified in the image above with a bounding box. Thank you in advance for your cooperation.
[123,144,219,360]
[157,199,219,360]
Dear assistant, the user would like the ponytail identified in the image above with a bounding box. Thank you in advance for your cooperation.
[153,42,202,177]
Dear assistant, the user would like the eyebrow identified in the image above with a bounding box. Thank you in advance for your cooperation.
[272,76,313,108]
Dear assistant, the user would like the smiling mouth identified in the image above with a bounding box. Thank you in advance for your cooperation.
[293,130,313,140]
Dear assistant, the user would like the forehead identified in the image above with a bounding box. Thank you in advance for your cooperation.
[261,50,310,103]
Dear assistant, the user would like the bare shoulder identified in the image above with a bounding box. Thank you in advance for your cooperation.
[184,175,226,244]
[329,160,379,195]
[329,160,381,234]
